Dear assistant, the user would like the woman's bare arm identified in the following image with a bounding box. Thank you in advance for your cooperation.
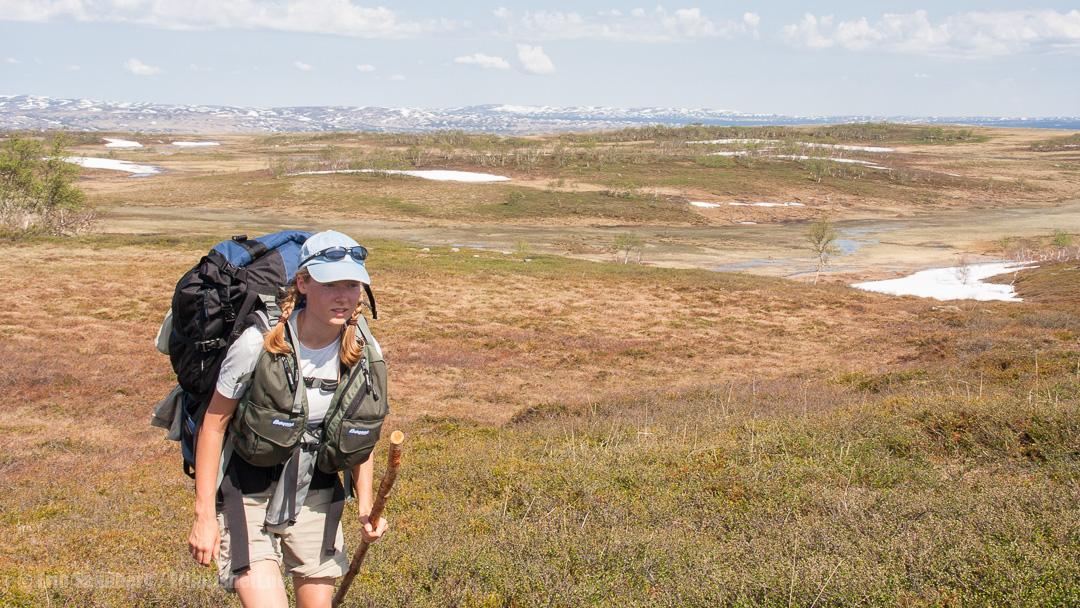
[188,391,240,566]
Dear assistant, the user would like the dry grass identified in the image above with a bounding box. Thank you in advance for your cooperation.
[0,234,1078,606]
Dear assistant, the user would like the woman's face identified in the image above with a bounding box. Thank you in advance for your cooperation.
[296,274,364,328]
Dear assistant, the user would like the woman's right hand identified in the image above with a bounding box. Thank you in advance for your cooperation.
[188,513,220,567]
[188,391,239,568]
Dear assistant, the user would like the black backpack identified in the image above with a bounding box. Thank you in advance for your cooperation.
[168,231,312,477]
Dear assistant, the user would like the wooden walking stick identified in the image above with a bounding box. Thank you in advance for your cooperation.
[332,430,404,608]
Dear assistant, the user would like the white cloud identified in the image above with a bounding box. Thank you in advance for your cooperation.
[186,63,212,71]
[743,12,760,40]
[780,9,1080,58]
[780,13,836,50]
[517,44,554,74]
[66,64,80,71]
[914,72,929,78]
[124,58,161,76]
[355,64,375,72]
[294,60,312,70]
[0,0,455,39]
[496,7,758,42]
[454,53,510,69]
[390,74,405,80]
[4,57,17,64]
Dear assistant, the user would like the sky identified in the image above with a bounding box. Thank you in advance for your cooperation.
[2,1,1079,116]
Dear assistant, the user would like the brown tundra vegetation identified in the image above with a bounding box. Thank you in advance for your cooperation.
[2,123,1079,607]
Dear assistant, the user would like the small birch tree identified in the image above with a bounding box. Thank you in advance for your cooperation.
[612,232,645,264]
[806,212,839,284]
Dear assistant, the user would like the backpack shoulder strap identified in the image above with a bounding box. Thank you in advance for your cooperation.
[352,315,382,362]
[283,321,306,415]
[363,283,377,320]
[259,294,283,328]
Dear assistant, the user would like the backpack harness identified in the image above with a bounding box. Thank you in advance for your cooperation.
[219,313,388,575]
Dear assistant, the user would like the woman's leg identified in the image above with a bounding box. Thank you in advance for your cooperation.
[294,576,336,608]
[235,560,289,608]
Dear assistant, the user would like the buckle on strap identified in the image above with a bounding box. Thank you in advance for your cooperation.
[194,338,225,352]
[219,260,242,278]
[304,377,339,392]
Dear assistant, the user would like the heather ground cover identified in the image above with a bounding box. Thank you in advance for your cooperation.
[0,236,1077,607]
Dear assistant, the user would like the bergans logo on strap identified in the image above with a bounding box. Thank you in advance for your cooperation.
[272,419,297,428]
[348,428,371,436]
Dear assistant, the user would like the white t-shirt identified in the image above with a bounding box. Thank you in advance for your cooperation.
[216,311,377,426]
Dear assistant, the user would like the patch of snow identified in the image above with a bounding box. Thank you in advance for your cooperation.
[832,144,893,153]
[851,263,1034,302]
[172,141,220,147]
[690,201,721,208]
[104,138,141,148]
[691,138,773,145]
[739,221,758,224]
[729,202,804,207]
[493,104,546,113]
[64,156,162,176]
[293,169,509,183]
[775,154,892,170]
[691,139,894,153]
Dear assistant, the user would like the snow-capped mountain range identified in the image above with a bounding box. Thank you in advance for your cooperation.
[2,95,1078,134]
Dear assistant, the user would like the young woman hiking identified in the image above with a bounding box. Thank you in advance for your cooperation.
[187,230,388,608]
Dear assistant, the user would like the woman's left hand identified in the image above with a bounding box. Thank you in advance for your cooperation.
[359,512,389,543]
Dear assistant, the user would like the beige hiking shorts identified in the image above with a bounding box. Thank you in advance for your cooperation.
[215,487,348,591]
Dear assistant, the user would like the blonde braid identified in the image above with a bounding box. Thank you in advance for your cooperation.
[339,303,366,369]
[264,271,307,355]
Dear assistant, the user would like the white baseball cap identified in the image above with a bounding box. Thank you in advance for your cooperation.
[298,230,371,284]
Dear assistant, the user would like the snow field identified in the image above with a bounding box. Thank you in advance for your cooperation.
[104,138,141,148]
[852,263,1034,302]
[691,201,805,208]
[292,169,510,182]
[64,156,162,176]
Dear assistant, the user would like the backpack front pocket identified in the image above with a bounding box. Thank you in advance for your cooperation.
[233,401,307,467]
[317,358,388,473]
[318,416,383,473]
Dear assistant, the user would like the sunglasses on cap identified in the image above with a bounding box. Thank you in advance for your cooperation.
[299,245,369,268]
